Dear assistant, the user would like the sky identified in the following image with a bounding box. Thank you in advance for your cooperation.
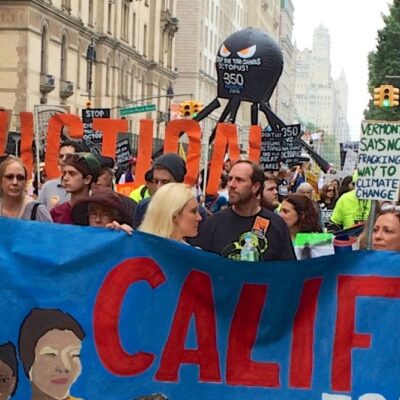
[291,0,392,140]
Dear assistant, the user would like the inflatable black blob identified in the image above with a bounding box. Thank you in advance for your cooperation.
[216,27,283,103]
[192,27,331,172]
[194,27,286,135]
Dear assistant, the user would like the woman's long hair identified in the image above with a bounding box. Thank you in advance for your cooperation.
[139,183,195,239]
[284,194,322,234]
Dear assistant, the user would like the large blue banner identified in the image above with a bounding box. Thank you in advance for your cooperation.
[1,217,400,400]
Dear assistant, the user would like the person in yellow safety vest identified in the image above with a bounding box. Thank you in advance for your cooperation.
[129,169,156,203]
[330,170,371,230]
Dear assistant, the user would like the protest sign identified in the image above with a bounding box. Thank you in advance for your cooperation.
[34,105,69,159]
[260,127,281,171]
[343,148,358,175]
[281,123,302,166]
[356,121,400,201]
[260,124,302,171]
[81,108,111,155]
[115,135,132,169]
[1,218,400,400]
[340,141,359,168]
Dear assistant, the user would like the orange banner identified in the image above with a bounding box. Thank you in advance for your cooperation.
[206,123,240,195]
[248,125,261,163]
[134,119,153,186]
[45,114,83,179]
[164,120,202,186]
[92,118,128,160]
[0,110,11,155]
[20,112,34,176]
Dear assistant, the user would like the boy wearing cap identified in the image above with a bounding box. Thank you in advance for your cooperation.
[50,153,100,224]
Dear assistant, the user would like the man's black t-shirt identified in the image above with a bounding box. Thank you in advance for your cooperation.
[194,207,296,261]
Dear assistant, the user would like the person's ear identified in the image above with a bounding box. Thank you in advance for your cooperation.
[252,182,261,194]
[84,175,93,186]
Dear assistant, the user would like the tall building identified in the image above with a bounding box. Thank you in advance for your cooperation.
[0,0,178,140]
[294,24,349,141]
[275,0,295,124]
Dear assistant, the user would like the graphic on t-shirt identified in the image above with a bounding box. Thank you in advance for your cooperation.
[251,216,270,239]
[221,230,269,261]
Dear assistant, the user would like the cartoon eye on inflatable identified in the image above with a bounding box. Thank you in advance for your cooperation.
[219,44,231,57]
[237,44,256,59]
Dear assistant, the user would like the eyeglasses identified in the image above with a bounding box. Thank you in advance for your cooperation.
[3,174,26,182]
[326,189,335,192]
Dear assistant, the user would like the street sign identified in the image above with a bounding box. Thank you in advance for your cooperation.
[119,104,156,116]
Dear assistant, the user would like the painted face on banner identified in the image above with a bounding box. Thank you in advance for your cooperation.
[216,27,283,103]
[0,359,16,400]
[30,329,82,400]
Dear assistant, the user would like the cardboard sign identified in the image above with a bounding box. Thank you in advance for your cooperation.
[81,108,111,155]
[356,121,400,201]
[34,105,69,159]
[260,124,302,171]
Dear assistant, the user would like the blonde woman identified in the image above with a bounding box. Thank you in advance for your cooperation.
[139,183,201,243]
[0,156,52,222]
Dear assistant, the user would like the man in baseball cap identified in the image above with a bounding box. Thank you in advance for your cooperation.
[132,153,187,228]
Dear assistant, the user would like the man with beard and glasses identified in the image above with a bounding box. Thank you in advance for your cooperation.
[194,160,295,262]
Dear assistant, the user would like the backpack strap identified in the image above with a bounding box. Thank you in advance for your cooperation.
[140,185,148,199]
[31,203,41,220]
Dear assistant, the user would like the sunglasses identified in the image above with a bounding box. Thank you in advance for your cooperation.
[3,174,26,182]
[326,189,335,192]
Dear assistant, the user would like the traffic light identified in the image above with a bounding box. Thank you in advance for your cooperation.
[179,101,191,117]
[373,87,382,107]
[382,85,391,108]
[373,84,400,108]
[393,86,400,106]
[191,101,203,118]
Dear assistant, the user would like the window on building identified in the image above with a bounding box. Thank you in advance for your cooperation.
[143,24,147,57]
[106,56,111,96]
[77,40,81,89]
[141,73,146,101]
[132,13,136,48]
[107,1,112,34]
[159,31,165,66]
[61,0,71,14]
[120,62,127,98]
[167,35,172,69]
[40,25,48,75]
[88,0,94,26]
[60,34,68,81]
[121,1,129,40]
[130,67,135,99]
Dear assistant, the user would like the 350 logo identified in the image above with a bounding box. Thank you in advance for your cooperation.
[223,72,244,87]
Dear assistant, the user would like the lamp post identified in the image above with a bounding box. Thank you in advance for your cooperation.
[166,82,174,122]
[86,36,96,103]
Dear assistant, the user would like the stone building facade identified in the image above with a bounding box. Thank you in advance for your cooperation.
[0,0,178,138]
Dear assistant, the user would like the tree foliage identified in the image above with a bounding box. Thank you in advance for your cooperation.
[365,0,400,120]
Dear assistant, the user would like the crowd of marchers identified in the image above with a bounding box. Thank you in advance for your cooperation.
[0,140,399,260]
